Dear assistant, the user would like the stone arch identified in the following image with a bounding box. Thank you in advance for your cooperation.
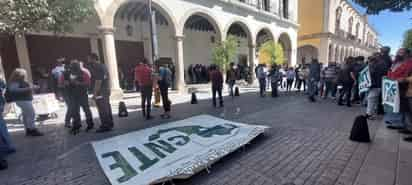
[255,27,275,49]
[224,19,254,45]
[103,0,178,35]
[178,9,223,39]
[278,32,293,65]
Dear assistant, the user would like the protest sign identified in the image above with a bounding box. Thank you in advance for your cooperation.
[358,66,371,94]
[92,115,268,185]
[382,78,400,113]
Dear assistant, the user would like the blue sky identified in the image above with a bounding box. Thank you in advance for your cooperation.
[349,1,412,54]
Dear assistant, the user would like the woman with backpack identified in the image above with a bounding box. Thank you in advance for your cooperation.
[6,68,43,136]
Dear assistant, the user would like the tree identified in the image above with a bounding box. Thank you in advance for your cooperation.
[403,29,412,51]
[0,0,96,35]
[353,0,412,14]
[212,35,238,70]
[258,41,284,66]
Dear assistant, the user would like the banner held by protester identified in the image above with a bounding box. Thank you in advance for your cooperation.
[358,66,371,94]
[382,78,400,113]
[92,115,268,185]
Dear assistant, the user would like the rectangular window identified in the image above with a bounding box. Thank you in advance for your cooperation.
[283,0,289,19]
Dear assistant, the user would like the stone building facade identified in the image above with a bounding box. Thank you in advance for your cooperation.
[297,0,379,65]
[0,0,299,97]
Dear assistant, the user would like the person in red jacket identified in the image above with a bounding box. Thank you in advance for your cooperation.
[385,48,412,130]
[135,59,154,120]
[209,64,224,108]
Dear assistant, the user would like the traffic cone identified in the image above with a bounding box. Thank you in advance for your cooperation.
[234,87,240,96]
[118,101,128,117]
[191,92,198,104]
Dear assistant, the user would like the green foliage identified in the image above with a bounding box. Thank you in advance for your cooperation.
[259,41,284,66]
[0,0,96,35]
[353,0,412,14]
[403,29,412,51]
[212,35,238,69]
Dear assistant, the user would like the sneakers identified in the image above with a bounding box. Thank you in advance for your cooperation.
[365,114,376,120]
[398,129,412,134]
[404,137,412,142]
[25,129,44,137]
[0,160,8,171]
[95,127,113,133]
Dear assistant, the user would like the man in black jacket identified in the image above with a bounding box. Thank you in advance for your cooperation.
[366,54,387,119]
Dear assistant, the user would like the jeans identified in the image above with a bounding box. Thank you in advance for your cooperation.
[338,82,353,106]
[212,86,223,107]
[63,94,73,126]
[141,85,153,117]
[286,79,294,91]
[258,78,266,97]
[324,81,337,98]
[366,88,381,115]
[271,82,278,97]
[405,98,412,131]
[228,80,235,96]
[0,106,14,151]
[71,93,94,128]
[159,82,171,112]
[95,95,114,129]
[15,101,36,129]
[308,79,319,98]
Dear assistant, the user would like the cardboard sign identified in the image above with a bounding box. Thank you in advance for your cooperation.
[92,115,268,185]
[382,78,400,113]
[358,66,371,94]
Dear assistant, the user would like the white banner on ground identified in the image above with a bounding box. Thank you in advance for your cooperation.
[382,78,400,113]
[92,115,268,185]
[358,66,371,94]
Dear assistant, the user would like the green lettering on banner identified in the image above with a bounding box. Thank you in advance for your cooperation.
[101,151,137,183]
[128,147,159,171]
[144,140,177,159]
[168,135,190,146]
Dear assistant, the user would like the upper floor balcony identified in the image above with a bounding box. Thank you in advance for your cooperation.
[232,0,295,21]
[335,29,377,49]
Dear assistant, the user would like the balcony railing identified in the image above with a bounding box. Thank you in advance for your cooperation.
[236,0,286,18]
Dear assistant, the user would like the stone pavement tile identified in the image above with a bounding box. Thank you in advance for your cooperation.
[286,132,341,182]
[396,138,412,185]
[2,93,392,185]
[354,124,400,185]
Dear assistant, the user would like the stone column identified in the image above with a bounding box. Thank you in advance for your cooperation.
[99,27,123,100]
[90,35,101,59]
[175,35,185,94]
[249,44,257,84]
[15,34,33,82]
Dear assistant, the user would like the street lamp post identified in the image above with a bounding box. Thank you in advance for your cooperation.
[148,0,161,106]
[148,0,158,64]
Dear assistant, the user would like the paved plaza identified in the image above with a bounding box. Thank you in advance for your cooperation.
[1,88,411,185]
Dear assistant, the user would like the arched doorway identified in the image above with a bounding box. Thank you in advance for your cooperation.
[278,33,292,66]
[113,1,176,90]
[182,13,221,84]
[225,21,253,81]
[328,44,333,62]
[256,28,274,49]
[334,45,339,63]
[297,45,318,65]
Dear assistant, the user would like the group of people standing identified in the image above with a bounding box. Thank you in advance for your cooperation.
[0,53,115,170]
